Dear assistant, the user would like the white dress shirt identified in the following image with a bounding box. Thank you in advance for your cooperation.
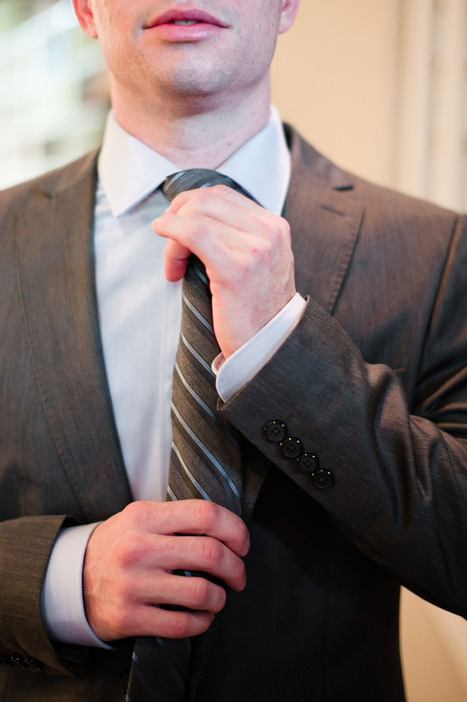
[41,107,306,646]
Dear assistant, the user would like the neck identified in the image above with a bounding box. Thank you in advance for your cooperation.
[110,79,272,169]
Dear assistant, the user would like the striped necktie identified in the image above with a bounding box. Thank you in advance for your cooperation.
[126,170,254,702]
[164,169,259,513]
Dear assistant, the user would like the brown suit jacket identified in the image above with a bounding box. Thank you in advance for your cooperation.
[1,126,466,701]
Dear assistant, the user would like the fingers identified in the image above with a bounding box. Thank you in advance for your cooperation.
[82,500,250,641]
[168,185,267,234]
[167,184,261,216]
[131,499,250,558]
[112,572,227,638]
[163,240,191,281]
[157,211,289,291]
[154,185,291,285]
[136,534,247,591]
[138,572,227,613]
[153,186,295,358]
[126,605,215,639]
[109,595,216,639]
[155,185,287,255]
[160,216,235,284]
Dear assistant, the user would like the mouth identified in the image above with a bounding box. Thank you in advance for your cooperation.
[145,9,229,30]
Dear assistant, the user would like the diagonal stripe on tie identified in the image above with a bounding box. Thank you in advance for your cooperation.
[173,361,241,450]
[126,169,255,702]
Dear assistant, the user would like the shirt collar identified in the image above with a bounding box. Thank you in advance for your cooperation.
[98,106,290,218]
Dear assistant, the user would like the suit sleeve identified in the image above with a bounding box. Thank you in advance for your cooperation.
[0,515,90,674]
[220,213,467,618]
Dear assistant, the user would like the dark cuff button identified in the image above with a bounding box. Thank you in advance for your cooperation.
[9,655,43,671]
[297,452,319,474]
[311,468,334,489]
[280,437,303,459]
[24,657,43,672]
[263,420,287,443]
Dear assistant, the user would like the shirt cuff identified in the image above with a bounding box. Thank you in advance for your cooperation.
[213,292,306,401]
[41,523,113,649]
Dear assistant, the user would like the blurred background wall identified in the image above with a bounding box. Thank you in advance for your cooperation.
[1,1,466,699]
[0,0,109,188]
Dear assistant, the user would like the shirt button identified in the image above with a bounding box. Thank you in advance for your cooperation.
[280,437,303,459]
[297,452,319,474]
[263,420,287,443]
[311,468,334,489]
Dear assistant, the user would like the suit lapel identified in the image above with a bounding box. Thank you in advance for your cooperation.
[16,153,132,520]
[285,128,363,313]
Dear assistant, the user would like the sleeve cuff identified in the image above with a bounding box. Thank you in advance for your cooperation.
[41,523,113,649]
[213,292,306,401]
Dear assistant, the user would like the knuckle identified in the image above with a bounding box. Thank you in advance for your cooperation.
[112,540,133,569]
[122,499,151,526]
[186,216,206,244]
[113,535,150,570]
[281,217,291,239]
[194,499,219,532]
[264,216,290,247]
[278,218,291,247]
[210,184,230,197]
[266,224,282,252]
[261,238,274,260]
[274,223,284,245]
[189,578,211,608]
[193,188,213,206]
[170,611,192,639]
[171,192,188,208]
[121,501,138,522]
[200,537,223,567]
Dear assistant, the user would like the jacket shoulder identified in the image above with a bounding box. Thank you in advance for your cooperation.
[286,123,461,228]
[348,170,460,229]
[0,150,99,224]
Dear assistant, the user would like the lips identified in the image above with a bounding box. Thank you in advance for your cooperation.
[145,8,229,29]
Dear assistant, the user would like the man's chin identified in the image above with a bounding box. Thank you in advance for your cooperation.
[159,66,231,98]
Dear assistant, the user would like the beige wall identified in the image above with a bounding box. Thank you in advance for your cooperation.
[271,2,467,700]
[271,0,401,187]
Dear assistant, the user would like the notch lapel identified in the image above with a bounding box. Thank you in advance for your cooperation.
[285,129,363,313]
[15,153,132,521]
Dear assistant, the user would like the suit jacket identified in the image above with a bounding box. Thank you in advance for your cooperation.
[1,126,466,702]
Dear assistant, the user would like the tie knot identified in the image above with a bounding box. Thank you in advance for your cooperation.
[163,168,259,204]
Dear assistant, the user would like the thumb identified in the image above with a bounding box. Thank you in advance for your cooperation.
[163,239,191,282]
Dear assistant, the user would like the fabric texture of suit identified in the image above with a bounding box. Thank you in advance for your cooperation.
[1,125,466,701]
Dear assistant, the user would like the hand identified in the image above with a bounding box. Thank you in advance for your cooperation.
[82,500,249,641]
[153,185,296,358]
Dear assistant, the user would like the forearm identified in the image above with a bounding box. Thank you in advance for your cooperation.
[220,297,467,616]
